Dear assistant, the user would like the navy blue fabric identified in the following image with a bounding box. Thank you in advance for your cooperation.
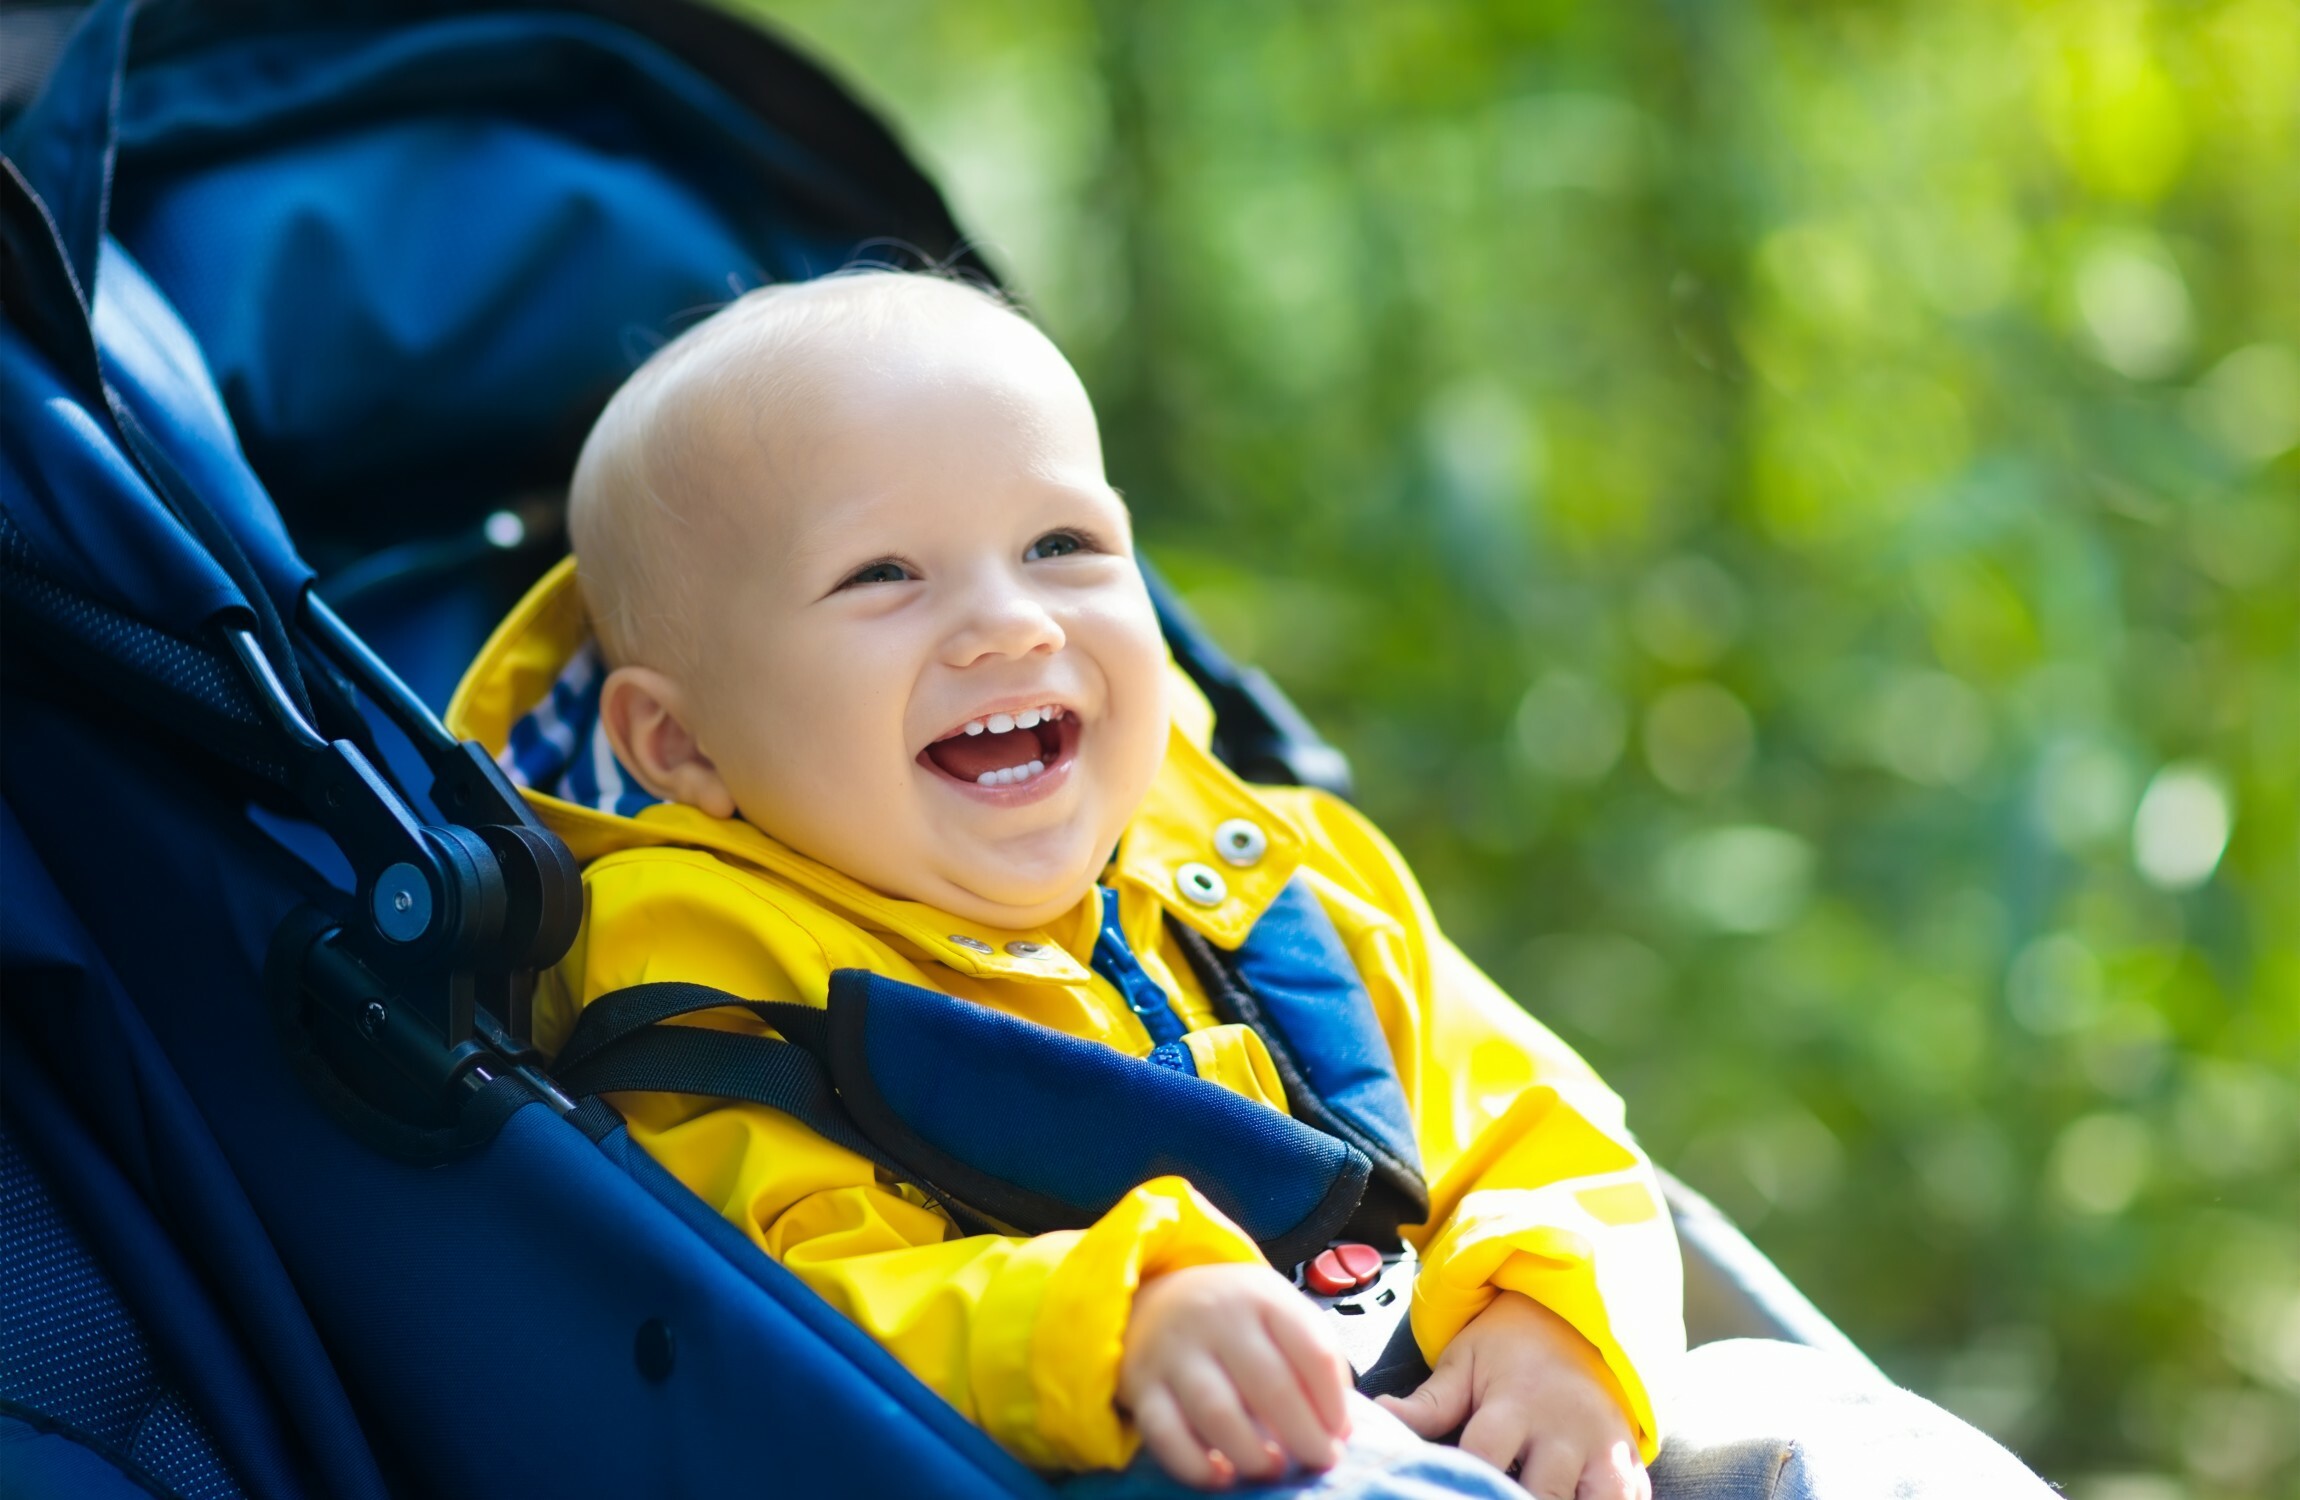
[852,971,1356,1247]
[0,804,383,1500]
[0,1115,250,1500]
[1230,881,1423,1178]
[0,2,309,622]
[93,239,312,612]
[332,562,548,718]
[0,306,245,636]
[101,10,867,535]
[0,1057,301,1500]
[2,694,1046,1498]
[1091,886,1189,1046]
[117,109,757,532]
[596,1124,1053,1500]
[0,1412,185,1500]
[0,0,123,302]
[2,0,922,591]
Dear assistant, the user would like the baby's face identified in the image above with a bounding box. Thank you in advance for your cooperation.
[635,298,1169,930]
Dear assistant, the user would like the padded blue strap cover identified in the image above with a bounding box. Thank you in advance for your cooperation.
[1227,880,1423,1193]
[824,971,1369,1269]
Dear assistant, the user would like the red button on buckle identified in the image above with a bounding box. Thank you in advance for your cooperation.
[1333,1242,1383,1284]
[1306,1242,1385,1296]
[1305,1250,1354,1296]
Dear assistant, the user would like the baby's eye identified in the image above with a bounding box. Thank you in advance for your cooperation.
[843,560,912,587]
[1025,531,1087,561]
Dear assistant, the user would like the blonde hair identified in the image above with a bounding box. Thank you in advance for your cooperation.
[567,269,1025,670]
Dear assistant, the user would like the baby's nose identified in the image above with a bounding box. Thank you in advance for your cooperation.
[947,591,1066,664]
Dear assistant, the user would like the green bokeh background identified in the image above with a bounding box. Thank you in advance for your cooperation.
[738,2,2298,1492]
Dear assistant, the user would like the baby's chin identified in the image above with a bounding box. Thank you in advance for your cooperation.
[922,844,1107,933]
[928,871,1098,933]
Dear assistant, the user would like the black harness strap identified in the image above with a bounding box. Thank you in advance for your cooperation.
[549,982,990,1231]
[554,1022,882,1166]
[554,980,826,1076]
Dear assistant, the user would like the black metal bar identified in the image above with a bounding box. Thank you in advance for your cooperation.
[225,627,329,753]
[302,591,458,755]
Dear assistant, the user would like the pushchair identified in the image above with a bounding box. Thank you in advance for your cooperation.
[0,3,1873,1495]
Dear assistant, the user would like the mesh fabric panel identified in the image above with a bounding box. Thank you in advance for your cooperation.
[0,509,288,786]
[0,1119,249,1500]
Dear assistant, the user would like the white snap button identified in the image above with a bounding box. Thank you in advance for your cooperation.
[1004,941,1048,958]
[948,934,994,953]
[1214,818,1268,868]
[1175,862,1227,908]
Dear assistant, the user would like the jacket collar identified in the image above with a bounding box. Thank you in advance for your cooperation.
[447,558,1310,985]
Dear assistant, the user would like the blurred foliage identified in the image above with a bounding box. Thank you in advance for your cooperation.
[737,0,2298,1491]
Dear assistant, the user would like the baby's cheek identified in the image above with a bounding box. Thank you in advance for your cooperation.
[1104,621,1172,761]
[728,729,916,858]
[1081,717,1164,862]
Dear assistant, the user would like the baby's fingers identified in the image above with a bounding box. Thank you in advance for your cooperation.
[1457,1396,1534,1479]
[1516,1437,1584,1500]
[1260,1297,1352,1438]
[1132,1386,1224,1490]
[1174,1358,1285,1483]
[1583,1438,1649,1500]
[1220,1318,1342,1470]
[1377,1354,1471,1440]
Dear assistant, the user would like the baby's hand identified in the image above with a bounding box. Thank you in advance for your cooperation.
[1377,1291,1646,1499]
[1117,1262,1353,1488]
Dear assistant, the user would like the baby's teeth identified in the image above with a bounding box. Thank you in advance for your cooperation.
[987,713,1015,734]
[964,720,986,736]
[1015,708,1041,729]
[974,759,1050,789]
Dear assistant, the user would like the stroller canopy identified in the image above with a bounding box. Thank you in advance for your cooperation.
[12,0,974,552]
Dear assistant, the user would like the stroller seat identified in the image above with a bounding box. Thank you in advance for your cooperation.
[0,4,1865,1496]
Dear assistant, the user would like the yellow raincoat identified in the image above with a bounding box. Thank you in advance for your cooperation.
[448,559,1684,1471]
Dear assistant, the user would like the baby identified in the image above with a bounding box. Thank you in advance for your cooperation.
[451,271,1682,1495]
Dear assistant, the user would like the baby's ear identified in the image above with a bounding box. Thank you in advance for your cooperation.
[598,665,738,819]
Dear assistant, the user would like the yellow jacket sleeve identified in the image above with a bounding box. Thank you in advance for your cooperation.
[548,849,1265,1471]
[1269,789,1687,1460]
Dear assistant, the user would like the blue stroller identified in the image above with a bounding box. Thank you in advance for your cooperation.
[0,4,1869,1495]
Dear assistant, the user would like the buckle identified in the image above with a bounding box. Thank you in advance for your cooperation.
[1293,1240,1415,1375]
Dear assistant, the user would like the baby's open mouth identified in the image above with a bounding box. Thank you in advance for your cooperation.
[919,705,1077,789]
